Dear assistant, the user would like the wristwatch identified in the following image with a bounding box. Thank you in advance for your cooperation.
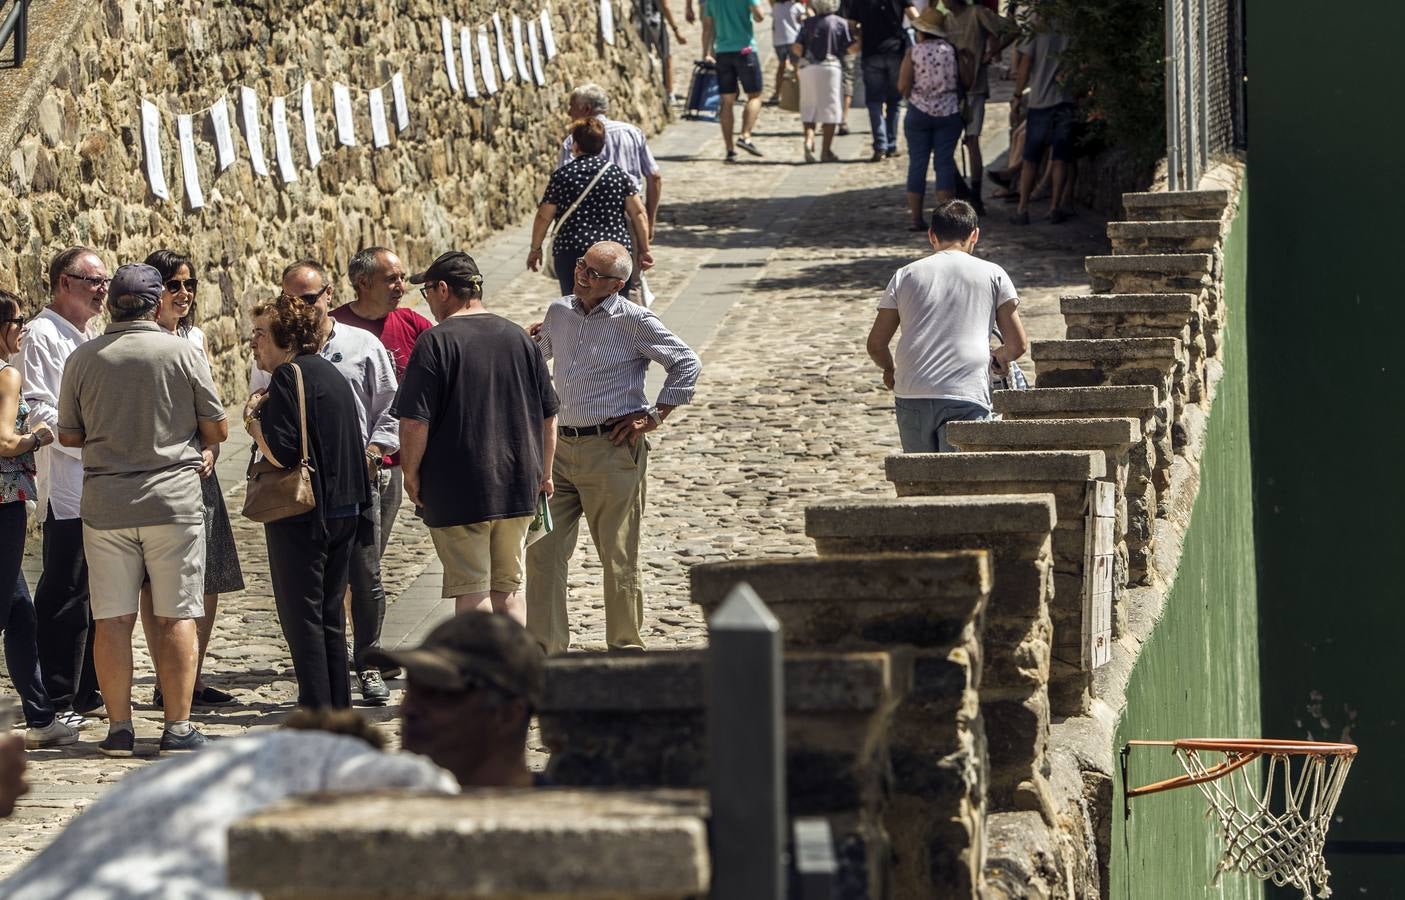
[646,406,662,425]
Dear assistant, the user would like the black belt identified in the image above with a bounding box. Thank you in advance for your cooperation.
[559,423,611,437]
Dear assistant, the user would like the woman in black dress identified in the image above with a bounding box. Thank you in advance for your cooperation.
[527,117,654,297]
[245,299,370,709]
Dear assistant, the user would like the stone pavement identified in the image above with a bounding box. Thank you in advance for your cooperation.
[0,37,1108,877]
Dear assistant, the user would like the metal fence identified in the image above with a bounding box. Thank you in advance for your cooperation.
[1164,0,1247,190]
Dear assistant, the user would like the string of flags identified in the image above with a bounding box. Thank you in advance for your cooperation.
[139,5,563,210]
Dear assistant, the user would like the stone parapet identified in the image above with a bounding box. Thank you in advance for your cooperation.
[1121,188,1231,222]
[804,496,1056,818]
[1060,293,1197,342]
[1032,338,1186,438]
[1106,219,1223,254]
[228,789,710,900]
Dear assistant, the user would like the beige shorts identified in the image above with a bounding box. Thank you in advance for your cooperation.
[84,522,206,620]
[431,515,534,597]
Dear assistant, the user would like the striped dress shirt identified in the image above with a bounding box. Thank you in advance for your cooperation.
[538,293,701,427]
[557,115,661,194]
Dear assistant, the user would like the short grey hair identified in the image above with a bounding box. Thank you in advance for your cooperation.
[591,241,633,281]
[348,246,392,288]
[569,84,610,116]
[811,0,841,14]
[108,292,157,322]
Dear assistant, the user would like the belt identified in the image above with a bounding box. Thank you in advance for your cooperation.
[559,423,611,437]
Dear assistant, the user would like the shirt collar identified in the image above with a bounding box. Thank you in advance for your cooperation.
[38,307,87,341]
[104,319,163,335]
[570,293,624,317]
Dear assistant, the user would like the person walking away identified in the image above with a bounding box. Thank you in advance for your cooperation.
[865,200,1027,451]
[793,0,855,162]
[140,250,243,711]
[394,252,559,625]
[529,118,654,299]
[558,84,664,247]
[245,298,371,711]
[249,260,399,706]
[1012,14,1075,224]
[767,0,807,105]
[525,241,701,655]
[899,8,964,230]
[21,247,108,729]
[685,0,717,59]
[0,290,77,749]
[850,0,917,161]
[943,0,1016,215]
[58,264,228,756]
[706,0,767,161]
[330,247,432,689]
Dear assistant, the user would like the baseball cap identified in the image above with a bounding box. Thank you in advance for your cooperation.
[408,251,483,290]
[107,263,164,315]
[365,611,545,706]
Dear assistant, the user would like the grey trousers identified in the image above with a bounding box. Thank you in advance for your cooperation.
[349,465,403,670]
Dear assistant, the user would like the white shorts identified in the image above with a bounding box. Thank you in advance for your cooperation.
[799,60,844,125]
[84,522,206,620]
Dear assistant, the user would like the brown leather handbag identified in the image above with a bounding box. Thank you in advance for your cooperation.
[242,363,317,523]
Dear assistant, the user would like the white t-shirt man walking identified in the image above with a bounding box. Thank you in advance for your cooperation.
[867,199,1029,452]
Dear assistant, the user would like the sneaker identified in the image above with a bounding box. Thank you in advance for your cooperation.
[57,710,90,730]
[193,686,236,706]
[159,726,209,755]
[358,670,390,706]
[75,701,107,720]
[735,137,763,157]
[869,149,885,163]
[26,719,80,749]
[98,728,135,758]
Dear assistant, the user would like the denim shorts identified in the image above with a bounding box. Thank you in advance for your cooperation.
[1023,102,1077,163]
[715,50,764,96]
[894,397,990,453]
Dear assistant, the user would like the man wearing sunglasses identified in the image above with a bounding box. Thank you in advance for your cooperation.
[20,246,111,731]
[524,241,701,655]
[246,259,400,707]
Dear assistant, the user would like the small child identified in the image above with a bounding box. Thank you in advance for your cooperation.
[767,0,807,105]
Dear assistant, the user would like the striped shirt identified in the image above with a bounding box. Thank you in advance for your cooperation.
[558,115,661,194]
[538,293,701,427]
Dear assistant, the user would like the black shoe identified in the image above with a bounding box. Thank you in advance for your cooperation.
[160,726,209,755]
[724,151,738,164]
[358,670,390,706]
[870,149,885,163]
[837,124,850,136]
[152,687,163,709]
[98,728,135,758]
[735,136,763,157]
[193,686,236,706]
[885,147,902,159]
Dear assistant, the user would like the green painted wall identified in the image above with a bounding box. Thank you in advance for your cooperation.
[1248,1,1405,894]
[1110,195,1263,900]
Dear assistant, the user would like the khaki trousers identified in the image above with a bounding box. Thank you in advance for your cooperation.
[526,433,648,654]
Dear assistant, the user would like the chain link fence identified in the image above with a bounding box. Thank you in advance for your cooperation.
[1165,0,1247,189]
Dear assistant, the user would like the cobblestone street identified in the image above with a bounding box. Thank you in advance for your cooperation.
[0,43,1109,874]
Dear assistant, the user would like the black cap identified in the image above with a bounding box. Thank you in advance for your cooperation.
[365,611,544,706]
[408,251,483,290]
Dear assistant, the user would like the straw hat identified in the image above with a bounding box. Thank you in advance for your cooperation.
[911,7,950,38]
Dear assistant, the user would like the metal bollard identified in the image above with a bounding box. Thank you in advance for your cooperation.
[706,583,785,900]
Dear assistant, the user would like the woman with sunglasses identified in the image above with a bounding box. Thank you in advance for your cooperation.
[140,250,245,708]
[0,289,76,748]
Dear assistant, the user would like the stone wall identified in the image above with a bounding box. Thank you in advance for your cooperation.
[0,0,666,398]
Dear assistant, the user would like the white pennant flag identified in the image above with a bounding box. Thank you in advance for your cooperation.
[391,72,410,131]
[528,21,546,86]
[271,95,298,183]
[368,88,390,148]
[493,13,514,83]
[209,97,235,172]
[440,17,460,93]
[177,113,204,210]
[239,86,269,177]
[478,27,498,95]
[540,8,558,60]
[460,26,479,98]
[140,99,170,201]
[512,15,531,83]
[599,0,615,45]
[301,82,322,168]
[333,82,356,147]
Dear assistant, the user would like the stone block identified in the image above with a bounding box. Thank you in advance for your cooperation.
[805,495,1057,551]
[1085,253,1214,297]
[945,418,1141,454]
[1107,219,1222,254]
[992,386,1158,420]
[228,789,710,900]
[885,449,1106,484]
[1121,188,1231,222]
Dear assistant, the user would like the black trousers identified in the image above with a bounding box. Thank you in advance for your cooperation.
[265,515,358,709]
[34,504,101,712]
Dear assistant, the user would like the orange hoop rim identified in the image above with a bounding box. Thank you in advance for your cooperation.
[1122,738,1358,799]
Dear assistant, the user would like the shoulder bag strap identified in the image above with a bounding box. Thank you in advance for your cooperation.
[553,161,614,233]
[290,362,311,466]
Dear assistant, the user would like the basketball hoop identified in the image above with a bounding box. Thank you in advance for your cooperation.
[1121,738,1358,899]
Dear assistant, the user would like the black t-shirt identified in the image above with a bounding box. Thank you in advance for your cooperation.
[260,355,371,523]
[850,0,914,57]
[541,155,639,258]
[392,314,560,528]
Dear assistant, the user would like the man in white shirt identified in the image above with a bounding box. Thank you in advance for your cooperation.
[245,260,399,706]
[558,84,663,240]
[20,247,109,727]
[866,200,1029,452]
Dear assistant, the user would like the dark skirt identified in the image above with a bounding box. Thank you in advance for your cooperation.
[202,472,245,595]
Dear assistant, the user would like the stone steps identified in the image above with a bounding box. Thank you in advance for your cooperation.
[1084,252,1214,296]
[1107,219,1222,254]
[1122,188,1231,222]
[1060,292,1197,341]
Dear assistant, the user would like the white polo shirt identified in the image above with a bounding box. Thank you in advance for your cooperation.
[20,308,92,520]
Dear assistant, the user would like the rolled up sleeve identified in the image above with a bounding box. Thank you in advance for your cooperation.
[632,315,700,407]
[365,346,400,452]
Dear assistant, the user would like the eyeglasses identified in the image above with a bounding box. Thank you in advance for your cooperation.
[164,278,198,294]
[0,317,24,328]
[417,281,438,299]
[64,272,109,289]
[575,258,620,282]
[279,284,329,305]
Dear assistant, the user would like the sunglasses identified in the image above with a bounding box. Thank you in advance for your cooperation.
[280,284,329,305]
[0,317,24,328]
[64,272,109,289]
[164,278,198,294]
[575,258,619,282]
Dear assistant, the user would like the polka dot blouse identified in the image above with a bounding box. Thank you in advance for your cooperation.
[541,155,640,258]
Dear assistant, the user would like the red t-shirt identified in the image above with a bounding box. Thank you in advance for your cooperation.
[329,304,433,467]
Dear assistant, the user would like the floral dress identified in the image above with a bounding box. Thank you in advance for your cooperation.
[0,364,37,505]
